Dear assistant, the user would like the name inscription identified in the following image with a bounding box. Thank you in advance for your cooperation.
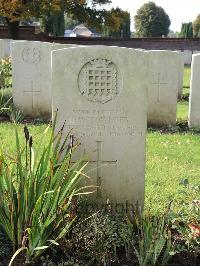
[65,109,142,137]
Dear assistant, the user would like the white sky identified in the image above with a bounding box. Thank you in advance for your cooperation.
[104,0,200,32]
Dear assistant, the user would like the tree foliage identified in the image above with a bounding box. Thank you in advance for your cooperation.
[0,0,111,22]
[179,22,193,38]
[134,1,171,37]
[41,11,65,36]
[104,8,131,37]
[0,0,61,22]
[193,14,200,37]
[0,0,111,38]
[64,14,79,30]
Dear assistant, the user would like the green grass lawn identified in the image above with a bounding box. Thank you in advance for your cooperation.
[183,65,191,95]
[176,65,191,121]
[0,123,48,153]
[177,101,189,121]
[145,131,200,213]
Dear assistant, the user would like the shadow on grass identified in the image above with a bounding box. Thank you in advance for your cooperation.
[148,120,200,135]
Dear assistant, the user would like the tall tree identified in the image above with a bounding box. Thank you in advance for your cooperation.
[179,22,193,38]
[193,14,200,37]
[64,14,79,30]
[134,1,171,37]
[0,0,111,39]
[104,8,131,38]
[41,11,65,36]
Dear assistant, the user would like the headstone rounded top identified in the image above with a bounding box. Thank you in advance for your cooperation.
[78,58,121,104]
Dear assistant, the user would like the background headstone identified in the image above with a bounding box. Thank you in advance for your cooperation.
[147,50,181,126]
[183,50,192,65]
[0,39,12,58]
[52,46,148,208]
[189,54,200,128]
[178,53,184,99]
[11,41,76,118]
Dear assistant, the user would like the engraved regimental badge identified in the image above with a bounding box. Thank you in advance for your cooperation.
[22,47,41,64]
[78,59,121,104]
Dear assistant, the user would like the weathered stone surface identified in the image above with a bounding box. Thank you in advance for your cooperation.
[183,50,192,65]
[52,46,148,208]
[147,50,181,126]
[189,54,200,128]
[11,41,75,118]
[0,39,11,58]
[178,54,184,99]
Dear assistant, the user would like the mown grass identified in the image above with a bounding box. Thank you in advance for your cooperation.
[0,123,48,154]
[177,101,188,121]
[176,65,191,122]
[183,65,191,95]
[145,131,200,213]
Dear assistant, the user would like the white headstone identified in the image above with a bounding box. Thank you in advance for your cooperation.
[183,50,192,65]
[174,50,184,98]
[189,54,200,128]
[0,39,11,58]
[178,53,184,99]
[0,40,3,59]
[52,46,148,208]
[11,41,76,118]
[147,50,181,126]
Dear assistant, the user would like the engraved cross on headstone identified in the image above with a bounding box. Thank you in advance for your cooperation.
[84,141,117,197]
[94,141,117,197]
[151,73,167,102]
[24,81,41,111]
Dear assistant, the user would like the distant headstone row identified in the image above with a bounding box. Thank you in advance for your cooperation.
[9,41,186,209]
[0,39,197,65]
[11,41,183,126]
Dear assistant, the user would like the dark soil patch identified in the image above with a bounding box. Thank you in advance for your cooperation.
[1,252,199,265]
[0,114,49,125]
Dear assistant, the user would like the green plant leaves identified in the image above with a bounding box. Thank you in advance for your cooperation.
[0,124,89,264]
[48,239,59,246]
[133,214,174,266]
[8,247,28,266]
[34,246,49,251]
